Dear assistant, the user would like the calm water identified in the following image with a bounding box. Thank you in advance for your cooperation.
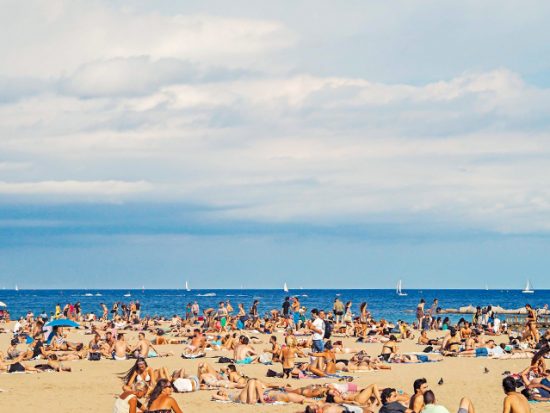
[1,289,549,322]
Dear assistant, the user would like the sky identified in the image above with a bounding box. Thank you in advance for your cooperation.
[1,1,550,289]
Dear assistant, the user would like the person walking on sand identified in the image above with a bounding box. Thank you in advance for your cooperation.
[502,377,531,413]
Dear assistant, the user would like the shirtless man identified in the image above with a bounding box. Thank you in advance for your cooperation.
[460,322,472,340]
[111,333,129,360]
[234,336,258,364]
[502,376,530,413]
[410,378,428,413]
[134,332,153,358]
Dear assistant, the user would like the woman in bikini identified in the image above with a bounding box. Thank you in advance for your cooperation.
[525,304,540,343]
[146,379,183,413]
[121,358,157,393]
[379,335,398,361]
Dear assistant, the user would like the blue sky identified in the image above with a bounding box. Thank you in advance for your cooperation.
[1,1,550,289]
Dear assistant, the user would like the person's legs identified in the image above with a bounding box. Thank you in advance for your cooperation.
[457,397,475,413]
[355,384,381,405]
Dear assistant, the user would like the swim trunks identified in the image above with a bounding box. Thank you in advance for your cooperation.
[475,348,488,357]
[236,356,253,364]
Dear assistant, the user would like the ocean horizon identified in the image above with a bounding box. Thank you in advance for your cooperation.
[2,288,548,322]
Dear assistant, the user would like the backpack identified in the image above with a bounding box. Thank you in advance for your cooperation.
[323,321,333,339]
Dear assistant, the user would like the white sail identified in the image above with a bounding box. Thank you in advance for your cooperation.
[283,282,289,292]
[522,280,534,294]
[15,284,19,292]
[185,281,191,292]
[396,280,407,296]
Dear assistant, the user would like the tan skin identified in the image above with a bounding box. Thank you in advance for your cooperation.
[503,391,530,413]
[409,381,429,412]
[148,386,183,413]
[117,388,147,413]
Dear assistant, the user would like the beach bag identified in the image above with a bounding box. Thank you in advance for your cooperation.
[89,352,101,361]
[218,356,233,363]
[266,368,278,377]
[423,346,433,353]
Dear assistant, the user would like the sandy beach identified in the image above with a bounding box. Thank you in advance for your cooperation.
[0,324,546,413]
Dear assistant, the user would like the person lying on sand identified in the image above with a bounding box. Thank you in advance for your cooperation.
[213,379,316,404]
[325,383,382,408]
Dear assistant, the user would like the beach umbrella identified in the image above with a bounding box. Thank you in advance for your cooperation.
[45,319,80,328]
[0,301,7,307]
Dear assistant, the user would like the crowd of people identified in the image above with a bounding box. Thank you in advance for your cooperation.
[0,296,548,412]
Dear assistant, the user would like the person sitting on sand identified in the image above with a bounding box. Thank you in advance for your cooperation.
[410,378,429,413]
[114,381,148,413]
[421,390,475,413]
[146,379,183,413]
[224,364,248,388]
[502,376,531,413]
[122,358,157,393]
[111,333,130,360]
[170,368,200,393]
[379,387,412,413]
[234,335,258,364]
[380,335,399,361]
[417,331,440,346]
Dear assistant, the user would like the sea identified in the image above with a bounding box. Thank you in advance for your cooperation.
[1,289,549,323]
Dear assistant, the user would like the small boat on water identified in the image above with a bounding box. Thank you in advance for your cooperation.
[124,292,131,297]
[283,282,289,293]
[185,281,191,292]
[522,280,534,294]
[396,280,407,296]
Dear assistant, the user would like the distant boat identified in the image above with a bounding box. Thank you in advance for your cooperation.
[485,284,489,291]
[522,280,534,294]
[15,284,19,292]
[124,292,131,297]
[185,281,191,292]
[283,282,289,293]
[396,280,407,296]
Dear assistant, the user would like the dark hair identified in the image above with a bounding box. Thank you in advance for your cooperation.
[121,358,148,384]
[227,364,237,372]
[381,388,395,404]
[389,335,397,341]
[423,390,436,404]
[413,378,427,392]
[148,379,171,408]
[502,376,517,393]
[311,308,319,316]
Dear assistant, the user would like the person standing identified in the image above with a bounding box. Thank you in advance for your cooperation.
[333,298,344,324]
[416,299,426,330]
[308,309,325,352]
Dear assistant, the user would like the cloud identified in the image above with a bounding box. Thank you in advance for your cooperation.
[0,180,152,198]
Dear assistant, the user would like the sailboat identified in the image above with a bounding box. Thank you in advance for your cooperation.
[283,282,289,293]
[185,281,191,292]
[396,280,407,296]
[15,284,19,292]
[485,284,489,291]
[522,280,534,294]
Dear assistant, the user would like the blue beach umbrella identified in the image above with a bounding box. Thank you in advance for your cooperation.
[45,319,80,328]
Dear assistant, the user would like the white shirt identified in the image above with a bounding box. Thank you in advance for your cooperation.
[312,318,325,341]
[488,345,504,357]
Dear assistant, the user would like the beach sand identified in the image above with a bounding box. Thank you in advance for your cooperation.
[0,326,546,412]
